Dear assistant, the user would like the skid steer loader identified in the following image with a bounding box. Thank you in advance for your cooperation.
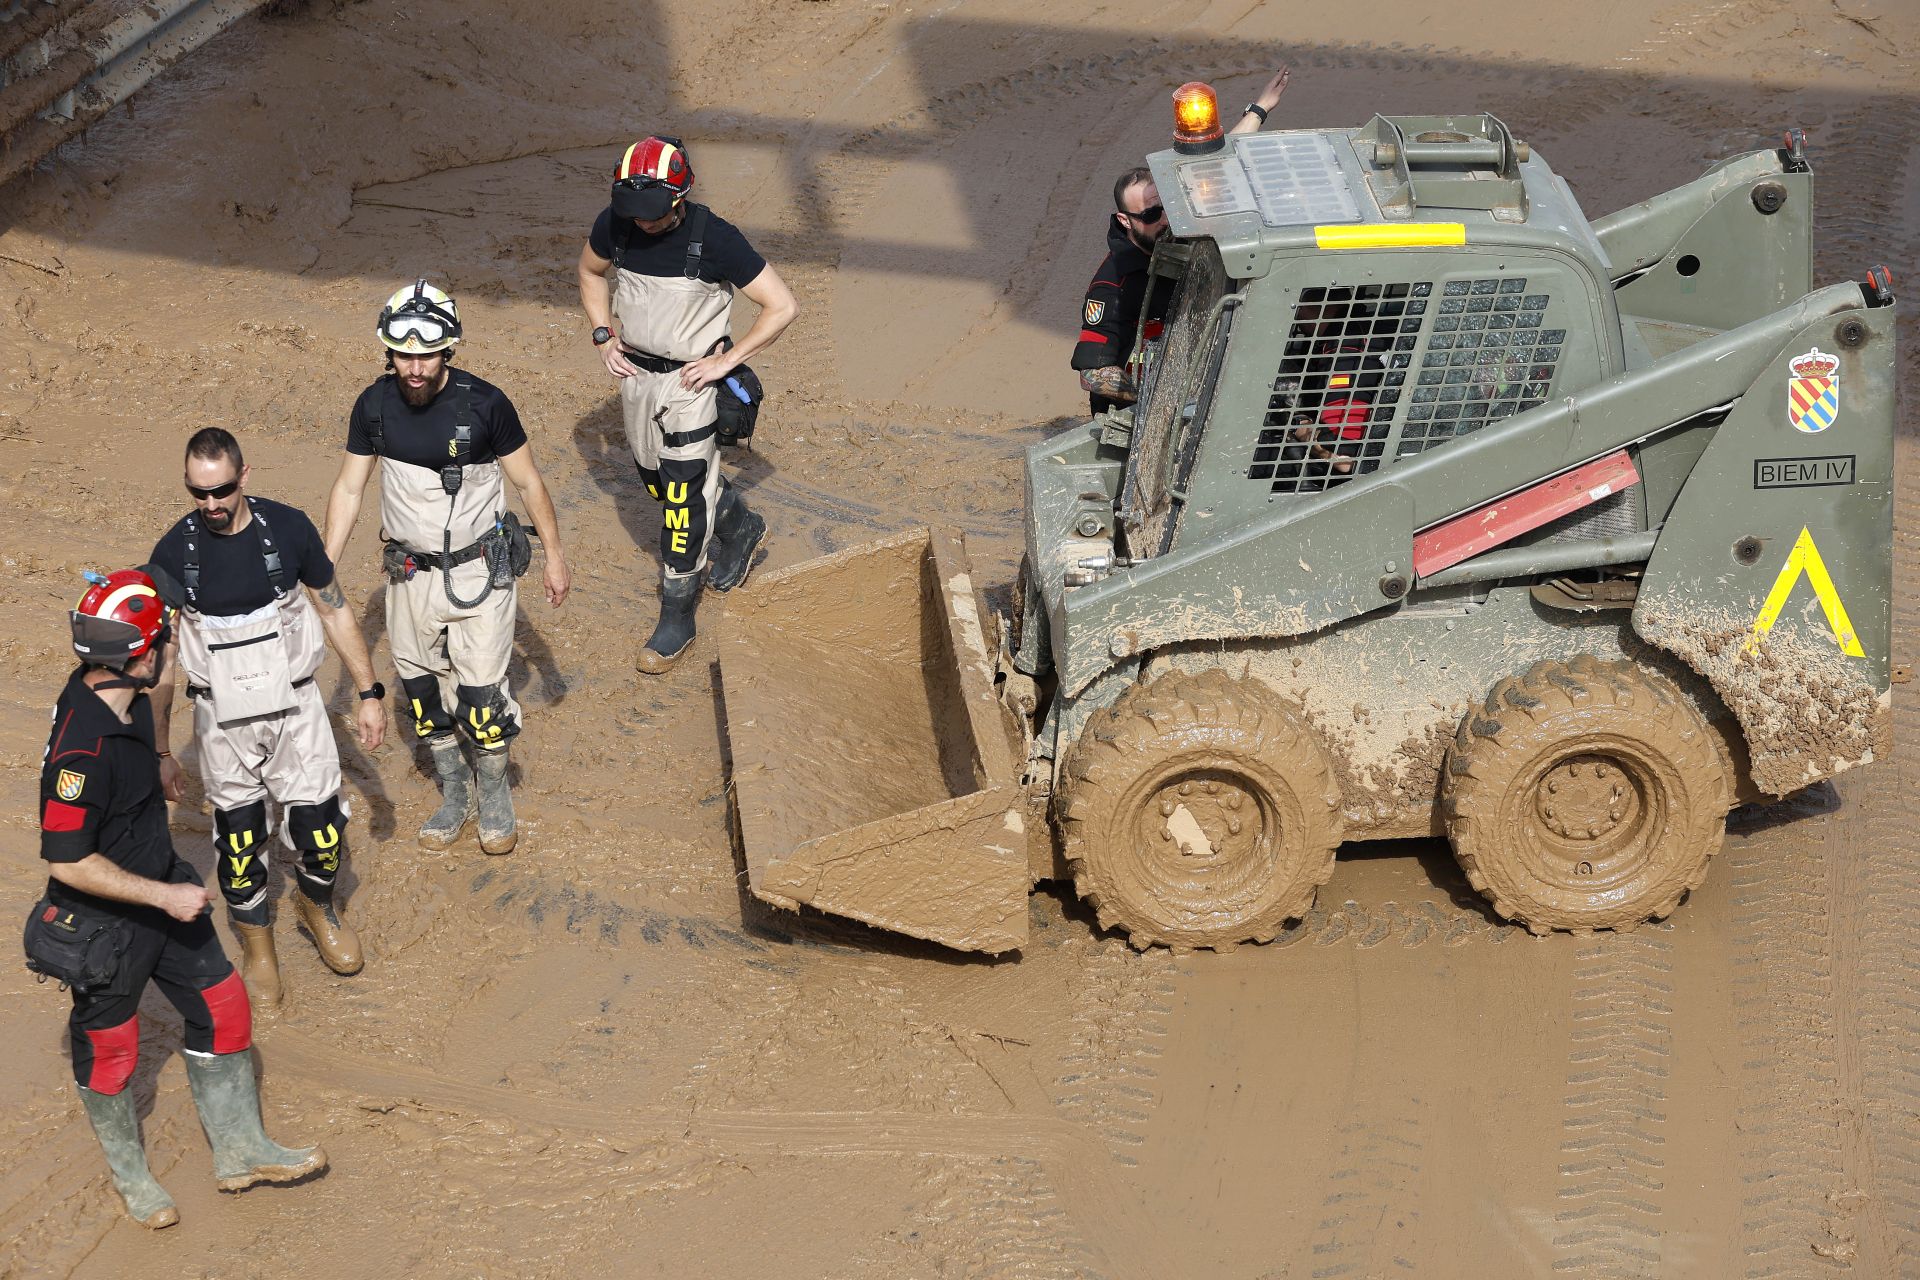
[720,102,1897,954]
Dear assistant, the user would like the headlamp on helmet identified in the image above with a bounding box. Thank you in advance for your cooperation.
[612,136,694,222]
[377,279,463,354]
[70,569,173,670]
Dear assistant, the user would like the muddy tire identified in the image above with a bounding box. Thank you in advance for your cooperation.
[1442,657,1732,934]
[1058,668,1344,950]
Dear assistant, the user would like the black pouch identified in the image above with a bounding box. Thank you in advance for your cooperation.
[487,512,535,589]
[22,896,130,993]
[382,541,415,585]
[715,364,763,447]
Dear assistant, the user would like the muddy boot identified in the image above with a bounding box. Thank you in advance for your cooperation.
[705,485,767,594]
[417,733,475,851]
[231,921,283,1008]
[184,1051,327,1193]
[79,1086,179,1229]
[635,572,700,674]
[473,748,517,855]
[290,883,363,976]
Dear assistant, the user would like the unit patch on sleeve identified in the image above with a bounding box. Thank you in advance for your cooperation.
[55,769,85,801]
[1084,299,1106,327]
[1786,347,1839,433]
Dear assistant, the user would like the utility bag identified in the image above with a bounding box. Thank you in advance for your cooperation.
[22,896,131,993]
[487,512,535,590]
[715,364,763,447]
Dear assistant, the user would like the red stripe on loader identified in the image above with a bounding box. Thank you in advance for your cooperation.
[1412,451,1641,579]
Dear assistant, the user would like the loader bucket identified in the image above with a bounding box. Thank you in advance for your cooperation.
[718,527,1030,954]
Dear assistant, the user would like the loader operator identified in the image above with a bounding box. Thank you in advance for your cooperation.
[31,569,325,1232]
[1072,69,1292,413]
[325,280,572,856]
[576,133,799,675]
[147,429,386,1005]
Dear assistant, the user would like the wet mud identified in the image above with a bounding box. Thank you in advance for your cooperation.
[0,0,1915,1273]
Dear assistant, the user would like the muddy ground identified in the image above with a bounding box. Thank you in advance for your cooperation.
[0,0,1915,1274]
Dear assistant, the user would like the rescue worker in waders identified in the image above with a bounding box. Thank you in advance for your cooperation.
[146,428,387,1005]
[576,134,799,674]
[30,570,325,1230]
[324,281,572,855]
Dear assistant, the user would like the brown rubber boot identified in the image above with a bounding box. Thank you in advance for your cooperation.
[291,889,363,976]
[231,922,282,1007]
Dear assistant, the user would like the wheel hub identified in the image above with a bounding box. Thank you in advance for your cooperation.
[1536,754,1640,845]
[1144,776,1263,867]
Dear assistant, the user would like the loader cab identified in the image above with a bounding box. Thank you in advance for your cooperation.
[1120,114,1626,561]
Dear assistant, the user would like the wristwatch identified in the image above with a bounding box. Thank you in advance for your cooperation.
[1243,102,1269,123]
[357,682,386,702]
[592,326,614,346]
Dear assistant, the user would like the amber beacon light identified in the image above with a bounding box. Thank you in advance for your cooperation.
[1172,81,1224,154]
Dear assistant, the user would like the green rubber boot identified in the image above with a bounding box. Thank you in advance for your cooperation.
[183,1051,327,1192]
[78,1086,178,1229]
[417,733,475,851]
[473,747,517,855]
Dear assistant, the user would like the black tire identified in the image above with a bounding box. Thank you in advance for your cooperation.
[1059,668,1344,950]
[1442,656,1732,934]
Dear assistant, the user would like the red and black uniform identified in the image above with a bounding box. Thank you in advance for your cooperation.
[38,668,248,1095]
[1070,216,1171,414]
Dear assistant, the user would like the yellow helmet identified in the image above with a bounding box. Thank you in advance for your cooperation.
[377,279,462,354]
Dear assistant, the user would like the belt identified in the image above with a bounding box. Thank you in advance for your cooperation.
[622,347,687,374]
[393,536,491,570]
[187,675,312,701]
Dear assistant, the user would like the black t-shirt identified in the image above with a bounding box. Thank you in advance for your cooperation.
[588,204,767,288]
[40,669,186,899]
[346,371,528,471]
[149,497,332,618]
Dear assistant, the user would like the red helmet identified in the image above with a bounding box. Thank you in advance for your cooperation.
[612,135,693,221]
[71,569,171,668]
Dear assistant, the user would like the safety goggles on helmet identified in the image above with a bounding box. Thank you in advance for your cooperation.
[612,135,692,221]
[377,279,463,354]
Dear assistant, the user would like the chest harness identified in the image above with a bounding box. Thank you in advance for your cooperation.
[180,501,307,700]
[366,374,529,608]
[609,204,758,446]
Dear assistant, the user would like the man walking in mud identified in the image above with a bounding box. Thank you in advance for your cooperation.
[577,133,799,675]
[1073,68,1291,412]
[325,280,572,856]
[148,428,387,1005]
[33,569,325,1231]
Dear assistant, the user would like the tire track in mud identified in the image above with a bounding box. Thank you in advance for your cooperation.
[1726,811,1850,1276]
[1843,461,1920,1263]
[1049,958,1177,1171]
[1275,895,1517,950]
[1303,1110,1426,1279]
[263,1026,1180,1280]
[1550,932,1674,1277]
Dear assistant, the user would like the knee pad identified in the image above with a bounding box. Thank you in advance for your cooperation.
[658,456,712,574]
[455,682,520,753]
[192,971,252,1056]
[285,796,348,880]
[638,465,662,502]
[77,1015,140,1094]
[400,673,456,740]
[212,800,270,909]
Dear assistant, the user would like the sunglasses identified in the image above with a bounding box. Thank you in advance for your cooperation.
[1124,204,1165,223]
[186,479,240,500]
